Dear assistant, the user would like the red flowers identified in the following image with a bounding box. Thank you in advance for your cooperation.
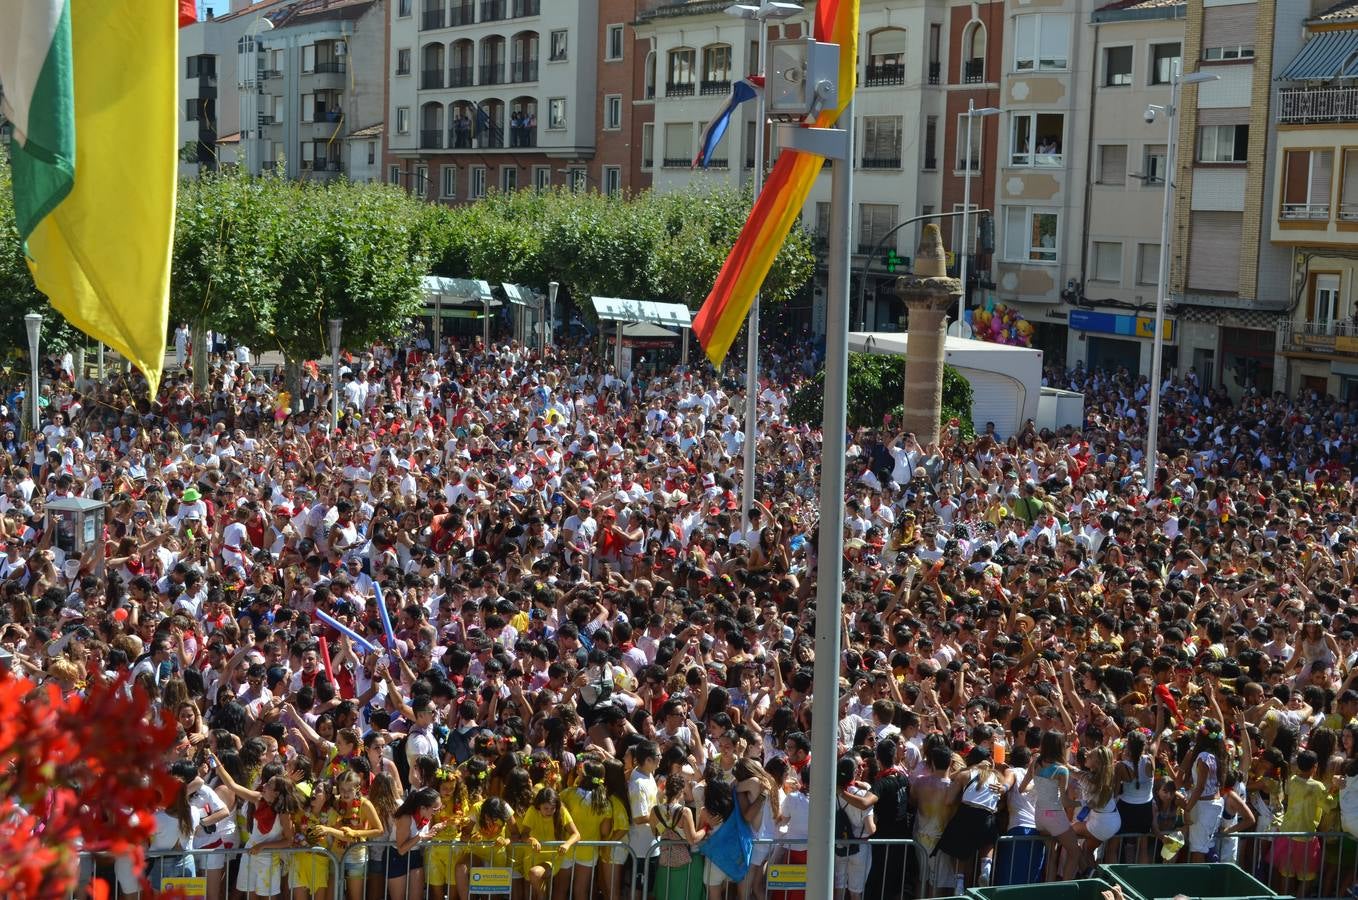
[0,672,178,898]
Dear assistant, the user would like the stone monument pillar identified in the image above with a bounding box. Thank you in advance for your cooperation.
[894,224,962,447]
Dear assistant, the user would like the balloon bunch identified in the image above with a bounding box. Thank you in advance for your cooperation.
[970,301,1034,347]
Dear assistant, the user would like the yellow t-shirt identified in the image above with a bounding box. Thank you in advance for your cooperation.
[563,789,612,862]
[520,804,575,845]
[1280,775,1331,835]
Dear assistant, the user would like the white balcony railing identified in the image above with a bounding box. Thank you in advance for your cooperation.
[1341,202,1358,222]
[1280,202,1331,221]
[1278,86,1358,124]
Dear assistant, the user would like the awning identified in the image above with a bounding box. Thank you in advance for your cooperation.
[591,296,693,328]
[502,283,541,308]
[422,276,493,300]
[1277,30,1358,80]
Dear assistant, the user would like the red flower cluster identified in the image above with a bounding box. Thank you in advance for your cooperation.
[0,672,178,898]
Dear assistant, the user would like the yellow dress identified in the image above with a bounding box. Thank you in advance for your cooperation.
[427,796,480,887]
[466,817,516,869]
[288,808,330,892]
[605,795,631,865]
[562,788,611,866]
[518,805,577,875]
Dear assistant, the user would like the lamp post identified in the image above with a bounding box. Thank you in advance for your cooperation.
[1144,70,1217,486]
[725,0,802,536]
[329,317,343,433]
[957,100,999,335]
[24,313,41,438]
[242,16,275,174]
[547,281,559,349]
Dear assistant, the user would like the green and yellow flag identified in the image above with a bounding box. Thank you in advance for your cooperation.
[0,0,177,394]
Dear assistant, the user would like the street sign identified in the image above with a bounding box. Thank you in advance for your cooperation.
[469,868,512,894]
[767,865,808,889]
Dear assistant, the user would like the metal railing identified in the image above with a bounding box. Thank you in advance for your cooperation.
[662,156,691,168]
[511,58,539,82]
[421,128,445,149]
[481,0,506,21]
[449,64,474,87]
[700,78,732,95]
[1281,201,1331,220]
[480,62,505,85]
[421,7,444,30]
[449,2,474,26]
[965,58,986,83]
[666,80,696,97]
[1343,201,1358,221]
[929,61,941,84]
[513,0,539,15]
[421,68,444,89]
[1279,85,1358,124]
[863,155,902,169]
[75,845,340,900]
[865,62,905,86]
[315,60,346,74]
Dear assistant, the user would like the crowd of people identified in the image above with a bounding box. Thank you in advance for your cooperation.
[7,325,1358,900]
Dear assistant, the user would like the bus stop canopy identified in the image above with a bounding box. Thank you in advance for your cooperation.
[422,276,495,303]
[591,297,693,328]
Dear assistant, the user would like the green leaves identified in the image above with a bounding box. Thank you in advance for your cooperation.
[0,148,81,356]
[788,353,975,436]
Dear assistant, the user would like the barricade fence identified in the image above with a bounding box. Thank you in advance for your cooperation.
[69,831,1358,900]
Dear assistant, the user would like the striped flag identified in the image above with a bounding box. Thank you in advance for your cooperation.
[692,77,762,170]
[692,0,860,367]
[0,1,178,394]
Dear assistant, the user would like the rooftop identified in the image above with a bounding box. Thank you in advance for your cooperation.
[638,1,739,22]
[1314,0,1358,23]
[346,122,384,139]
[1091,0,1185,23]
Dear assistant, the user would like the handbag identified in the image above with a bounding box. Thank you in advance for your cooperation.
[700,790,753,882]
[655,805,693,868]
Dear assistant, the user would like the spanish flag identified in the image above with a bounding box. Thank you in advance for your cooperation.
[0,0,179,395]
[692,0,859,367]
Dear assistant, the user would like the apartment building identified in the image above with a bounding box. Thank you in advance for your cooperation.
[1269,1,1358,398]
[1070,0,1187,375]
[385,0,602,200]
[594,0,665,196]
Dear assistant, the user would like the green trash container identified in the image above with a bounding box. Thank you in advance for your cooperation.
[969,877,1115,900]
[1098,862,1288,900]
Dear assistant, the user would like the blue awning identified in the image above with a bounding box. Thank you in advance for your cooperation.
[1277,29,1358,80]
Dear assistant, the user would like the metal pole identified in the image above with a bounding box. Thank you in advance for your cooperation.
[740,11,771,535]
[96,343,106,382]
[25,313,42,436]
[960,99,974,327]
[482,296,490,348]
[806,98,853,900]
[856,210,977,336]
[329,318,343,433]
[1145,77,1179,487]
[614,320,623,374]
[548,282,558,349]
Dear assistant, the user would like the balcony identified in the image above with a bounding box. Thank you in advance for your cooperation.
[481,0,506,22]
[928,62,940,85]
[706,157,728,169]
[862,155,902,169]
[421,69,445,90]
[1342,202,1358,222]
[315,61,346,74]
[1278,86,1358,125]
[421,129,444,149]
[864,63,905,87]
[308,158,342,173]
[197,73,218,97]
[449,66,474,88]
[964,59,985,83]
[262,69,283,79]
[924,155,937,170]
[511,59,538,82]
[449,3,473,26]
[1280,202,1330,221]
[1282,320,1358,357]
[480,63,505,85]
[512,0,539,15]
[662,157,690,168]
[666,81,695,97]
[643,157,653,168]
[700,79,731,96]
[421,8,444,30]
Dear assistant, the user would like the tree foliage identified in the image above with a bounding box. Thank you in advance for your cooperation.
[788,352,975,438]
[426,186,815,315]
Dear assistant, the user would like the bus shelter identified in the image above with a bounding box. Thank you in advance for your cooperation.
[590,297,694,375]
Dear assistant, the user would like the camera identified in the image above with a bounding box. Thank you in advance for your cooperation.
[1143,106,1157,124]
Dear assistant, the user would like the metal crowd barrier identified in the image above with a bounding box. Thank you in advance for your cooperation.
[73,845,340,899]
[1229,830,1358,900]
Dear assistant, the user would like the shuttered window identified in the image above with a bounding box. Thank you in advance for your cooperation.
[1098,145,1127,185]
[1137,243,1161,285]
[1187,211,1243,292]
[1202,5,1255,51]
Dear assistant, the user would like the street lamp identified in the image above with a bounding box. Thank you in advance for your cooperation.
[1144,70,1217,486]
[956,100,999,336]
[24,313,41,437]
[547,281,559,349]
[242,16,275,174]
[329,317,343,432]
[725,0,803,535]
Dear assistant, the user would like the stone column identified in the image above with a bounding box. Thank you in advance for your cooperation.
[895,224,961,447]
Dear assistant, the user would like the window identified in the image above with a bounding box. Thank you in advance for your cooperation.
[533,166,551,190]
[962,21,986,82]
[1098,145,1127,185]
[547,98,566,130]
[441,165,457,198]
[549,29,567,62]
[858,204,899,253]
[399,0,412,16]
[1014,14,1069,72]
[606,24,624,61]
[815,202,831,241]
[1137,243,1161,285]
[1143,144,1166,184]
[603,165,622,198]
[1343,149,1358,221]
[272,96,283,123]
[1010,113,1064,166]
[604,94,622,130]
[389,165,401,185]
[701,44,732,92]
[1092,242,1122,282]
[861,116,902,168]
[566,167,587,192]
[663,122,693,167]
[1104,46,1132,86]
[1281,149,1334,219]
[367,141,376,165]
[302,44,316,74]
[186,99,199,121]
[1203,45,1254,62]
[668,48,696,94]
[1312,274,1341,327]
[396,107,410,134]
[1003,207,1059,263]
[1150,43,1180,85]
[502,166,518,192]
[470,165,487,199]
[1197,124,1248,163]
[415,165,428,196]
[301,92,315,123]
[397,48,412,76]
[924,116,938,170]
[956,112,981,170]
[641,122,654,169]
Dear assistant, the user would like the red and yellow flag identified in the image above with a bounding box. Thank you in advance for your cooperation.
[691,0,859,367]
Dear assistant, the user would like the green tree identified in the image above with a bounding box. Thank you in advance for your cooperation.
[788,353,975,438]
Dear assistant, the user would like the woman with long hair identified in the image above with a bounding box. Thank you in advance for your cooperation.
[365,774,401,900]
[1181,718,1226,863]
[733,757,780,900]
[561,759,615,899]
[1072,746,1123,862]
[1019,731,1088,880]
[201,749,245,900]
[288,778,333,900]
[455,797,516,900]
[317,769,385,900]
[387,786,441,900]
[652,773,704,900]
[145,770,203,895]
[1112,729,1155,863]
[515,787,581,900]
[599,758,632,900]
[697,777,737,900]
[208,751,304,900]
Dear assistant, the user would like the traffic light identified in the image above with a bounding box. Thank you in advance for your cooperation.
[882,249,902,273]
[978,212,995,255]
